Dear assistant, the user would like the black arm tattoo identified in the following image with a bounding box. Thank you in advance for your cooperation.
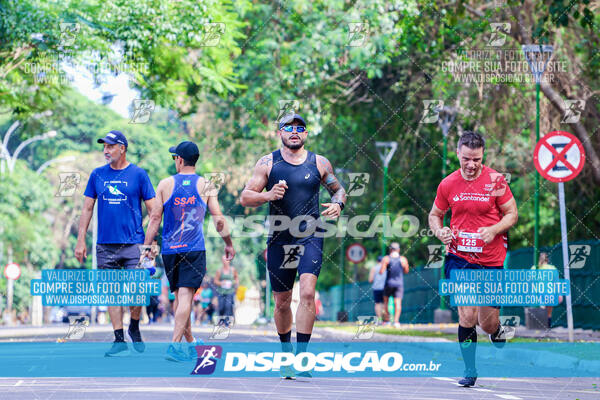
[318,156,347,204]
[258,155,272,167]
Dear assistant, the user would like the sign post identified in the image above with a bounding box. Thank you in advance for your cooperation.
[437,106,456,311]
[345,243,367,321]
[4,262,21,313]
[263,249,271,320]
[533,130,585,342]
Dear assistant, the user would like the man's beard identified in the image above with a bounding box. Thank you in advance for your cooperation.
[461,165,481,179]
[282,136,305,150]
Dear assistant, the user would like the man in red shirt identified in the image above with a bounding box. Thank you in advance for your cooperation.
[428,131,518,387]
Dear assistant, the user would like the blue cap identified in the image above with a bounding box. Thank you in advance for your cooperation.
[278,114,306,130]
[98,130,128,147]
[169,141,199,160]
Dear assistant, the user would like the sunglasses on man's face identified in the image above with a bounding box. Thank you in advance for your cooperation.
[171,155,179,160]
[282,125,306,133]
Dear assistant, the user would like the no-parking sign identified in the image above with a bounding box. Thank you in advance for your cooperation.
[533,131,585,182]
[4,263,21,280]
[346,243,367,264]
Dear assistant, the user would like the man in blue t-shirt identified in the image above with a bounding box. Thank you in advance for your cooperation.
[75,130,156,357]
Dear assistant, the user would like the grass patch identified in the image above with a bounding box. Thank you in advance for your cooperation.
[316,322,568,343]
[315,322,599,361]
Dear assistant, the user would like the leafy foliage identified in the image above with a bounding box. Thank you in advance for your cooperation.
[1,0,599,312]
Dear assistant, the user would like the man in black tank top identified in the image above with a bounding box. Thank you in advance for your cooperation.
[241,114,346,379]
[379,242,410,328]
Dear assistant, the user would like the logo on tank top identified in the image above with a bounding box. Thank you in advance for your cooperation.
[305,173,310,179]
[169,208,200,244]
[174,195,197,206]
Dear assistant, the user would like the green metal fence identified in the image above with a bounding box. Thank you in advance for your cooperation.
[321,240,600,329]
[320,267,446,323]
[503,240,600,330]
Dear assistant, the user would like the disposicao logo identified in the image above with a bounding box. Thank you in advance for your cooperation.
[191,345,223,375]
[223,351,406,373]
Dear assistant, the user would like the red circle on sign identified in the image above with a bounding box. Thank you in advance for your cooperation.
[533,131,585,183]
[4,263,21,280]
[346,243,367,264]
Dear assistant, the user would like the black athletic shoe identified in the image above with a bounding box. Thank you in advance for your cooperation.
[458,368,477,387]
[104,341,130,357]
[458,376,477,387]
[128,327,146,353]
[489,325,506,348]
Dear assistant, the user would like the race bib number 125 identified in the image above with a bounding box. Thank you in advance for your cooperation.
[456,231,484,253]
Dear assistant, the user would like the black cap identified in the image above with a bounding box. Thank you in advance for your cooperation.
[278,113,306,130]
[98,130,128,147]
[169,141,199,160]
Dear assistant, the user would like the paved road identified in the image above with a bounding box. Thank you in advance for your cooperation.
[0,377,598,400]
[0,324,597,399]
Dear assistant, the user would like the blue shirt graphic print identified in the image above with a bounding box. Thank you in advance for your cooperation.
[83,163,155,244]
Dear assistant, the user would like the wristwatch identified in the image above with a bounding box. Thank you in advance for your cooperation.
[335,201,345,211]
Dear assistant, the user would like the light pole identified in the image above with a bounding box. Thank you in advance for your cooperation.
[375,142,397,256]
[36,156,76,175]
[0,114,56,324]
[437,107,456,311]
[5,131,58,173]
[438,107,456,180]
[1,130,58,174]
[522,44,553,267]
[1,110,54,174]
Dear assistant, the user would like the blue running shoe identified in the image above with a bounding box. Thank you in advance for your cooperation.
[166,344,189,362]
[104,341,130,357]
[188,338,205,360]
